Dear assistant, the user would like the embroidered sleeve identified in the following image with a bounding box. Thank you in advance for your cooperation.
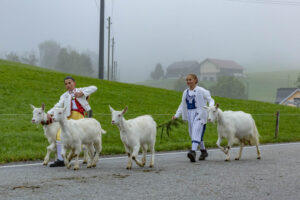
[203,89,215,107]
[47,94,65,114]
[81,86,98,97]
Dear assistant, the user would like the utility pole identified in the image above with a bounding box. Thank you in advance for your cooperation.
[115,61,118,81]
[113,61,117,80]
[107,17,111,80]
[98,0,105,79]
[111,37,115,80]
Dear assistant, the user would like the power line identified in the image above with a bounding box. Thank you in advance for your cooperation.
[225,0,300,6]
[93,0,100,12]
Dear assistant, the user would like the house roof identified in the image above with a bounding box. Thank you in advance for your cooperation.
[167,60,200,70]
[275,88,298,104]
[202,58,244,70]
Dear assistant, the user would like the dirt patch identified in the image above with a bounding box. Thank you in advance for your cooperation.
[11,185,40,190]
[112,174,130,179]
[143,168,164,174]
[53,175,98,181]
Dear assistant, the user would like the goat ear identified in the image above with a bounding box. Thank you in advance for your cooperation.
[202,106,208,110]
[30,104,36,110]
[109,105,114,112]
[122,106,128,115]
[41,103,45,111]
[63,106,67,113]
[216,103,219,109]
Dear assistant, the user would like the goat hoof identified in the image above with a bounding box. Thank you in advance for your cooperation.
[137,163,144,167]
[87,164,92,168]
[257,156,261,159]
[74,167,79,170]
[235,158,240,160]
[225,159,229,162]
[149,165,154,168]
[126,167,131,170]
[43,162,48,166]
[82,160,88,164]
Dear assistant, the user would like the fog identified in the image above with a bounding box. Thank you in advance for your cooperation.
[1,0,300,82]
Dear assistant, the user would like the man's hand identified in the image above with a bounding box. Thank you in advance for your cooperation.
[47,114,52,121]
[172,116,177,120]
[75,91,84,98]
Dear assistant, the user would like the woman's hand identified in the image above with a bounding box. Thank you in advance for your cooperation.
[172,116,177,120]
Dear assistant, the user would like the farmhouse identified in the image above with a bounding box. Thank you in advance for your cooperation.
[166,60,200,78]
[165,58,244,81]
[275,88,300,107]
[199,58,244,81]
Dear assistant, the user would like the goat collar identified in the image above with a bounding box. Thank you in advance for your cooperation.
[40,118,53,126]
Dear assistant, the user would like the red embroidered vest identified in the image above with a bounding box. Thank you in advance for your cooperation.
[71,97,85,116]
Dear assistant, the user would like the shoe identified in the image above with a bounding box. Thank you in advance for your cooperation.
[187,150,196,162]
[199,149,208,160]
[49,159,65,167]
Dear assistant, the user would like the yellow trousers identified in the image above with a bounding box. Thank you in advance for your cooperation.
[56,111,84,141]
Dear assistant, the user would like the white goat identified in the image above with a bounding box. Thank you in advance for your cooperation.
[109,106,157,169]
[30,104,90,165]
[52,107,106,170]
[206,104,261,161]
[31,104,60,165]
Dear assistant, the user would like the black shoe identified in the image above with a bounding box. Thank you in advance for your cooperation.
[187,150,196,162]
[49,159,65,167]
[199,149,208,160]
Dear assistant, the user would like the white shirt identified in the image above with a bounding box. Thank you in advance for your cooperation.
[48,86,97,117]
[175,86,214,124]
[69,91,78,110]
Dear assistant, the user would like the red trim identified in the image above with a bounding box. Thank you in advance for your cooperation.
[71,97,85,116]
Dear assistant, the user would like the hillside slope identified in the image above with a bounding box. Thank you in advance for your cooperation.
[0,59,299,163]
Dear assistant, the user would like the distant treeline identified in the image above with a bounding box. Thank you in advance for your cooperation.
[3,40,98,78]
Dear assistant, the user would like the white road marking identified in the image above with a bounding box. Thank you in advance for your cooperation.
[0,142,299,169]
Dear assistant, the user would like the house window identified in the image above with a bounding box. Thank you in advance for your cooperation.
[209,77,214,81]
[294,98,300,107]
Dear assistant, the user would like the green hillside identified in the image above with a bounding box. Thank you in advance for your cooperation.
[0,59,300,163]
[246,70,300,102]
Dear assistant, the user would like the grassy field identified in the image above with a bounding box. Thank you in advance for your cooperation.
[1,59,300,163]
[246,70,300,102]
[139,69,300,103]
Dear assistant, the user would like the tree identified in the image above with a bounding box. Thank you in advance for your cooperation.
[174,77,206,92]
[55,48,93,76]
[38,40,61,69]
[174,77,187,92]
[295,73,300,88]
[210,76,247,99]
[21,51,38,66]
[5,52,20,62]
[150,63,164,80]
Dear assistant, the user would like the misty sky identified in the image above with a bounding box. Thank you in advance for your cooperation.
[1,0,300,82]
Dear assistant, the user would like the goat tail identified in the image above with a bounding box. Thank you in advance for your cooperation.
[101,129,107,134]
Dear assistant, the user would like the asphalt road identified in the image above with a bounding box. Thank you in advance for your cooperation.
[0,143,300,200]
